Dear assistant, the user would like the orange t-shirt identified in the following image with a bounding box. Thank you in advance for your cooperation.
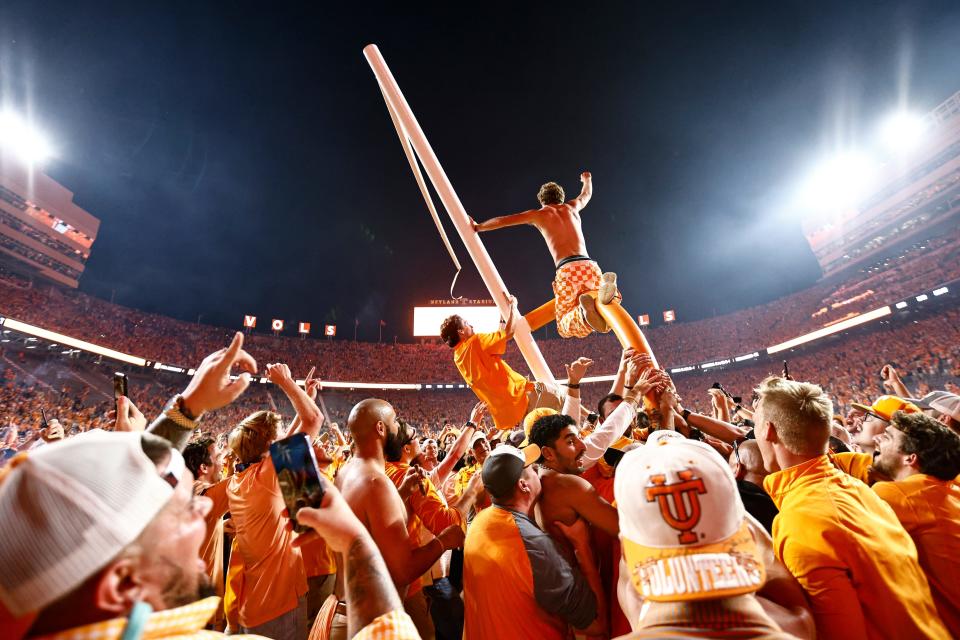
[227,459,308,628]
[464,506,596,639]
[453,330,530,429]
[873,474,960,636]
[195,479,230,598]
[300,448,338,578]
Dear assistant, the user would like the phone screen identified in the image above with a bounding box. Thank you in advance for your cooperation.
[269,433,326,533]
[113,372,128,399]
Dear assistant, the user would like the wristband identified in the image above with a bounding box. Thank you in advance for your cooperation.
[681,409,692,422]
[163,394,202,428]
[565,383,581,389]
[464,421,477,429]
[624,385,634,390]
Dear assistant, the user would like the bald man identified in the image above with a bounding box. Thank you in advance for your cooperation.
[332,399,465,640]
[729,439,778,533]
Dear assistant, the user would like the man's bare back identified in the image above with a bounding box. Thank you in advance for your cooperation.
[474,172,592,266]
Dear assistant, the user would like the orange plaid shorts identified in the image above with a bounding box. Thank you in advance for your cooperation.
[552,259,616,338]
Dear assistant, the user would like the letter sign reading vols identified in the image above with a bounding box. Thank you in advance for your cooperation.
[243,315,257,328]
[299,322,311,335]
[271,319,284,332]
[663,310,676,323]
[324,324,336,336]
[638,314,650,326]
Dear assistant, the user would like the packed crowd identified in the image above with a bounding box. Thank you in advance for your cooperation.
[2,223,960,383]
[2,302,958,640]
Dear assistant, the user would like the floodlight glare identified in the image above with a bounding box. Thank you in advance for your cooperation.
[878,112,926,153]
[799,152,878,212]
[0,111,54,164]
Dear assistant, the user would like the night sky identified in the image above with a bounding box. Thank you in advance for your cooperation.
[2,1,958,340]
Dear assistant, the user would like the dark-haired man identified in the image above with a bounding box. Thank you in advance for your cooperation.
[528,413,619,540]
[440,297,565,430]
[872,411,960,635]
[463,444,602,638]
[184,436,230,622]
[472,172,618,336]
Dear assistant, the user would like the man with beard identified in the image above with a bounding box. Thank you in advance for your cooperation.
[528,414,619,540]
[848,395,921,454]
[871,411,960,635]
[332,399,465,640]
[452,432,493,513]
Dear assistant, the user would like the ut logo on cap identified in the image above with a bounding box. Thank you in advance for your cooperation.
[645,470,706,544]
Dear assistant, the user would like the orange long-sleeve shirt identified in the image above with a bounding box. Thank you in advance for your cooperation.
[453,330,531,429]
[873,474,960,636]
[764,455,949,640]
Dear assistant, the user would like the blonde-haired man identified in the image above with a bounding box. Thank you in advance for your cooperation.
[753,376,949,640]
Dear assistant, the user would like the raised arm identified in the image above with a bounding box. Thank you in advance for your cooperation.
[266,363,324,439]
[149,332,257,452]
[563,357,594,424]
[472,209,541,232]
[570,171,592,211]
[503,295,519,340]
[432,403,483,486]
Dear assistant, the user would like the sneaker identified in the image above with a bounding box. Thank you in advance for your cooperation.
[598,272,618,305]
[579,293,609,333]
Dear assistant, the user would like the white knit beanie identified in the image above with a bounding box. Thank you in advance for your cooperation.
[0,430,174,616]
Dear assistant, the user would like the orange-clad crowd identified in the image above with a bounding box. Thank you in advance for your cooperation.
[2,231,960,639]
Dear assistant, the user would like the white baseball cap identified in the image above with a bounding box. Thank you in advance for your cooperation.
[614,431,765,602]
[0,430,177,616]
[930,393,960,422]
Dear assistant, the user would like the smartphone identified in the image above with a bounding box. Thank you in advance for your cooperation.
[269,433,326,533]
[782,360,790,378]
[40,407,49,429]
[113,372,128,399]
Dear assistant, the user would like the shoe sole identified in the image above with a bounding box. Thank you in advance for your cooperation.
[598,272,618,305]
[579,294,609,333]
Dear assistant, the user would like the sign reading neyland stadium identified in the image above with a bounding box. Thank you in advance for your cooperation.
[427,298,494,306]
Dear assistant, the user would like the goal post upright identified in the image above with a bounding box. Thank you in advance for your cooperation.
[363,44,556,384]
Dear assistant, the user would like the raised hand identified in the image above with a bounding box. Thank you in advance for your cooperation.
[398,464,427,499]
[469,401,487,425]
[303,366,322,400]
[114,396,146,432]
[181,332,258,417]
[565,357,594,385]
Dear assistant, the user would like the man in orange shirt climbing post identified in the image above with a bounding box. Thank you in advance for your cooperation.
[441,295,567,430]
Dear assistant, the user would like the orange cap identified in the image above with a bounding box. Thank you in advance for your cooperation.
[850,395,920,421]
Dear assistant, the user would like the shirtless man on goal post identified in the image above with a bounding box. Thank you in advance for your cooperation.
[472,171,619,336]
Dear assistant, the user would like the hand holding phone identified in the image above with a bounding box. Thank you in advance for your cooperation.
[270,433,326,533]
[113,372,128,401]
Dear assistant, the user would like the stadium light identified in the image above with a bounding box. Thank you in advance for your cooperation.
[767,306,891,354]
[878,112,927,153]
[916,294,928,302]
[0,110,54,164]
[932,287,949,296]
[895,301,908,309]
[798,152,878,212]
